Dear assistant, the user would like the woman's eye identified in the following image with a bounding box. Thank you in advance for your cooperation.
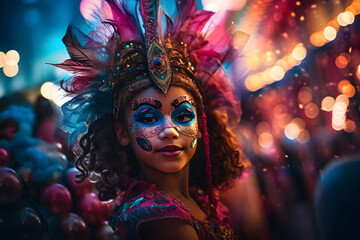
[141,115,157,123]
[175,111,194,123]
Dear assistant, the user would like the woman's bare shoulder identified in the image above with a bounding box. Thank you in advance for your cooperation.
[138,218,199,240]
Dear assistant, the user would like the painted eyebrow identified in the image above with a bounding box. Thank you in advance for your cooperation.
[132,97,162,111]
[171,96,195,108]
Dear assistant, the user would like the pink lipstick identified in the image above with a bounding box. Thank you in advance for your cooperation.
[157,145,183,157]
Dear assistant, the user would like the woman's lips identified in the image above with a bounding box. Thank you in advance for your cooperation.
[157,145,183,157]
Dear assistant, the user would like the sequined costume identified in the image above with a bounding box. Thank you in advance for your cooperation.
[110,179,236,240]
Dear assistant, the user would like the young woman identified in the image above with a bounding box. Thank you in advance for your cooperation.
[55,0,249,239]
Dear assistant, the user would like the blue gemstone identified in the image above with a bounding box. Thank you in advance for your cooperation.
[117,53,120,57]
[153,57,162,66]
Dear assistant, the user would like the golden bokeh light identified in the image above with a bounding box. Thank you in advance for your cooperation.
[6,50,20,64]
[337,12,347,26]
[332,101,347,114]
[321,96,335,111]
[335,53,350,69]
[304,103,319,119]
[332,122,344,131]
[343,11,355,25]
[297,129,310,144]
[270,65,285,81]
[3,64,19,77]
[310,32,326,47]
[342,84,355,98]
[263,51,276,66]
[298,86,313,104]
[356,65,360,80]
[337,79,351,93]
[258,132,274,148]
[284,123,300,140]
[323,26,337,41]
[344,120,356,133]
[0,52,6,68]
[245,74,264,92]
[291,118,306,129]
[291,43,307,61]
[335,94,349,106]
[40,82,56,100]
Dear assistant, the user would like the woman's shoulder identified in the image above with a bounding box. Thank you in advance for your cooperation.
[109,179,195,239]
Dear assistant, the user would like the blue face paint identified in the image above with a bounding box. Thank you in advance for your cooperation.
[133,105,164,127]
[136,137,152,151]
[171,103,196,126]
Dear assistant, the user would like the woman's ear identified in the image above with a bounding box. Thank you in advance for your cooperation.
[115,121,130,146]
[197,130,202,139]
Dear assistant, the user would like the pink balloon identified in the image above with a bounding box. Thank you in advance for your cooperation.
[42,183,73,215]
[60,212,89,240]
[0,148,10,166]
[78,193,107,226]
[67,168,91,200]
[0,167,23,205]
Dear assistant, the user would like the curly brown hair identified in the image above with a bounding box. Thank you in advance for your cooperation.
[75,96,247,201]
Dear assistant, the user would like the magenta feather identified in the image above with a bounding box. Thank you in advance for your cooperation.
[105,0,142,41]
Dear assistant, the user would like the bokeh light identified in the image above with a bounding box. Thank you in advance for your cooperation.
[245,74,264,92]
[0,52,6,68]
[304,103,319,119]
[3,64,19,77]
[321,96,335,111]
[298,86,313,104]
[356,65,360,80]
[263,51,276,66]
[344,119,356,133]
[291,43,307,61]
[337,79,355,97]
[258,132,274,148]
[284,123,300,140]
[40,82,57,100]
[6,50,20,64]
[335,53,350,68]
[323,26,337,41]
[291,118,305,129]
[336,94,349,106]
[270,65,285,81]
[297,129,310,144]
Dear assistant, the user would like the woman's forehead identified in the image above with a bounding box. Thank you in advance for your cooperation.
[131,87,195,109]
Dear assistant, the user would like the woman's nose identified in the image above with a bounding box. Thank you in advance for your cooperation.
[158,115,180,139]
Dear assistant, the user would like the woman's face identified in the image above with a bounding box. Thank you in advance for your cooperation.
[122,86,200,173]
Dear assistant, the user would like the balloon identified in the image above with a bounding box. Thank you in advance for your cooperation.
[78,193,107,226]
[0,148,10,166]
[66,168,91,199]
[10,207,43,240]
[60,212,89,240]
[96,224,116,240]
[0,167,23,205]
[42,183,73,215]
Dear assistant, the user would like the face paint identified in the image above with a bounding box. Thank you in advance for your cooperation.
[171,102,197,137]
[171,96,195,108]
[190,137,197,149]
[130,96,198,139]
[132,97,162,110]
[136,137,152,151]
